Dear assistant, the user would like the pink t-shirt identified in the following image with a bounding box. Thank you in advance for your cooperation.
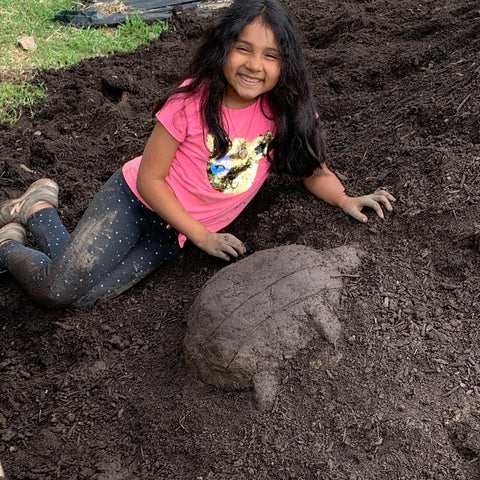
[122,89,276,246]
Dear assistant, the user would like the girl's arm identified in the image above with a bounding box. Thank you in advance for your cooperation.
[302,164,395,223]
[137,122,246,260]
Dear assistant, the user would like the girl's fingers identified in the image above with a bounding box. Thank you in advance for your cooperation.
[364,198,385,219]
[343,190,395,223]
[372,194,394,212]
[374,189,396,202]
[217,234,246,259]
[222,245,239,259]
[223,234,246,254]
[219,252,231,261]
[348,208,368,223]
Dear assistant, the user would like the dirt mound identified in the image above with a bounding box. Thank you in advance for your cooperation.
[1,1,479,478]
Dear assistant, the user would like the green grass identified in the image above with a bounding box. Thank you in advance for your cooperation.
[0,81,47,123]
[0,0,169,123]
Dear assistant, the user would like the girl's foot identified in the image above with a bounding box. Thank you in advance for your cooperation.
[0,222,27,246]
[0,178,58,227]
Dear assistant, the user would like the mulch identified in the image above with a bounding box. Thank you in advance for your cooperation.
[1,0,479,478]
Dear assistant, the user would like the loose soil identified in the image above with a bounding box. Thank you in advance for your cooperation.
[1,1,480,479]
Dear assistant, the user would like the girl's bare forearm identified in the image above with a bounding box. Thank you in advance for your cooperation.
[302,164,348,207]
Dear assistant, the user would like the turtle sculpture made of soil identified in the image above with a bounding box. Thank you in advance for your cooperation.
[184,244,361,408]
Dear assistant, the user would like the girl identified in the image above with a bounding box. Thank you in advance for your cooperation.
[0,0,394,307]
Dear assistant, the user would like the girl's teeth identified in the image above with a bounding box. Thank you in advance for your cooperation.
[241,75,259,83]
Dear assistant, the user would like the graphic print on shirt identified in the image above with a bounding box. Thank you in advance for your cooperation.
[206,132,275,194]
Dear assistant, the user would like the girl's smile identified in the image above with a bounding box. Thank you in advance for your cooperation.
[223,17,281,109]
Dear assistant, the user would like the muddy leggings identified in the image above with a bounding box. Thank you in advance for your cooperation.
[0,169,181,307]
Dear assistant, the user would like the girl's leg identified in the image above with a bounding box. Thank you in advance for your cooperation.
[28,207,70,259]
[75,214,180,306]
[58,173,181,305]
[0,169,180,307]
[0,203,71,277]
[0,206,71,285]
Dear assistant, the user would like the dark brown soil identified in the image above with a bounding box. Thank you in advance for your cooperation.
[1,1,480,479]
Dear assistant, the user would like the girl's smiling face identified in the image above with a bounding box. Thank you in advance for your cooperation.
[223,17,281,109]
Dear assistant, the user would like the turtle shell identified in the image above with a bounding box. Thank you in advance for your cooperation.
[184,244,361,390]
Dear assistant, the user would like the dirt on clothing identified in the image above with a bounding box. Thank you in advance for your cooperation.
[1,1,479,478]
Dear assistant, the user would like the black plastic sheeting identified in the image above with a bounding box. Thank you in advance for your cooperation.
[54,0,231,27]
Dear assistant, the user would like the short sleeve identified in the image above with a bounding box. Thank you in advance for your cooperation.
[155,93,189,143]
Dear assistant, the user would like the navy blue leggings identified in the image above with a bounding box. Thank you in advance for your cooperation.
[0,169,181,307]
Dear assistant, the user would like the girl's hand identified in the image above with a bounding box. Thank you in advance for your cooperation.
[196,232,246,261]
[339,189,396,223]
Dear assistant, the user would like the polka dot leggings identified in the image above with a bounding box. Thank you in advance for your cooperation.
[0,169,181,307]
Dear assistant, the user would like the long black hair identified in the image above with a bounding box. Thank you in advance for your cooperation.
[154,0,326,177]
